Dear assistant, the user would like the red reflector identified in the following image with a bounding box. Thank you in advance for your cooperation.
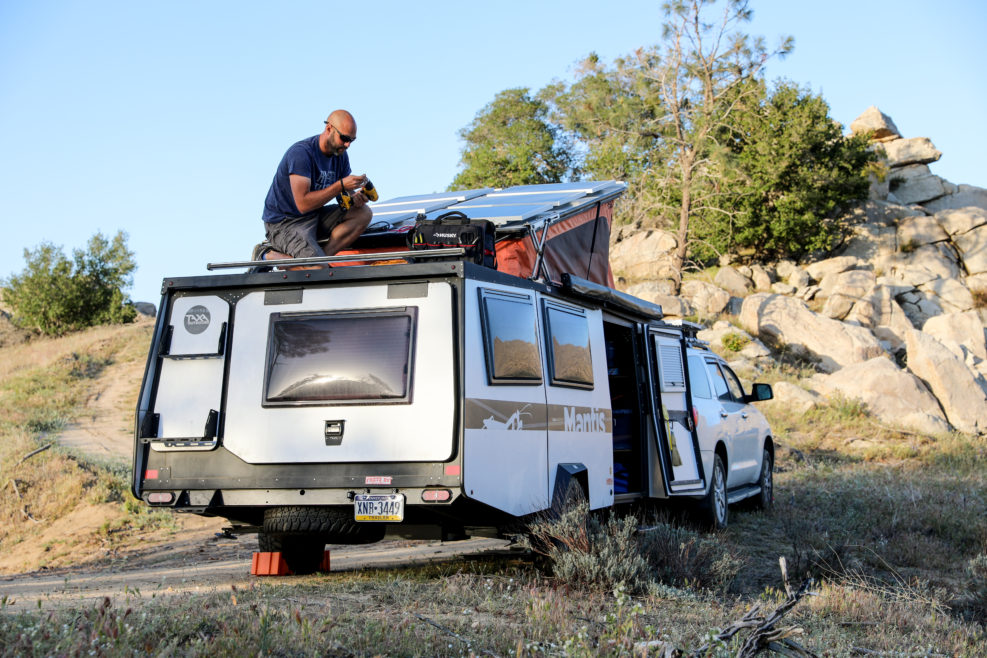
[444,464,461,476]
[147,492,174,504]
[422,489,451,502]
[145,469,159,480]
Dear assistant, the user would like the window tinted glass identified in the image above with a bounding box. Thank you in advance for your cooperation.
[721,364,746,401]
[707,360,732,402]
[688,355,711,399]
[545,305,593,388]
[481,292,541,384]
[266,310,415,404]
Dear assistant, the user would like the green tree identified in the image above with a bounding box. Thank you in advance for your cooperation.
[2,231,137,336]
[719,81,875,261]
[550,0,791,288]
[450,87,575,190]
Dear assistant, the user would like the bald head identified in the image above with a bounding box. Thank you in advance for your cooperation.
[321,109,357,156]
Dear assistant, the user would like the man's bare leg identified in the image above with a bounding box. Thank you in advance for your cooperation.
[321,205,372,256]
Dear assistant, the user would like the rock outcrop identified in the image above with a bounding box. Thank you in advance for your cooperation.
[608,106,987,436]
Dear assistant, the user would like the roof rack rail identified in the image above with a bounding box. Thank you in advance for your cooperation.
[206,247,466,271]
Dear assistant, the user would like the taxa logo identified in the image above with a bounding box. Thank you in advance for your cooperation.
[183,305,211,334]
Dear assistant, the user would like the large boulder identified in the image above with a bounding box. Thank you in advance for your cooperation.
[845,285,915,353]
[897,214,949,248]
[680,280,731,317]
[918,278,974,314]
[805,256,862,283]
[624,282,693,317]
[953,222,987,276]
[905,328,987,435]
[739,293,886,373]
[850,106,901,141]
[889,164,947,205]
[610,229,678,282]
[808,357,951,435]
[922,184,987,213]
[922,310,987,361]
[879,137,942,167]
[935,207,987,237]
[714,266,754,297]
[820,270,877,320]
[768,381,822,413]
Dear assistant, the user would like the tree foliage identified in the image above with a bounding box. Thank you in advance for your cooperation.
[2,231,137,336]
[450,87,575,190]
[718,81,875,261]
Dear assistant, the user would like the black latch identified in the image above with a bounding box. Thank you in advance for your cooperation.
[325,420,345,446]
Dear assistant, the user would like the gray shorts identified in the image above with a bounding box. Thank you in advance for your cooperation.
[264,205,347,258]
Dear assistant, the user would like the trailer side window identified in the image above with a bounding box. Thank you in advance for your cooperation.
[264,308,416,405]
[687,355,712,399]
[479,290,542,385]
[544,303,593,389]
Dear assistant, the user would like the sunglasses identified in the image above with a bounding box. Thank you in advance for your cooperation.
[325,121,355,144]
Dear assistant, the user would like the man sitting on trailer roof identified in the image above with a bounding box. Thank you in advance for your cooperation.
[253,109,372,269]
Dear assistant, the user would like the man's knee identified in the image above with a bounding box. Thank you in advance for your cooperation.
[348,204,372,229]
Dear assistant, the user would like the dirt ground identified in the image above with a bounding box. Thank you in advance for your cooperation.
[0,330,510,610]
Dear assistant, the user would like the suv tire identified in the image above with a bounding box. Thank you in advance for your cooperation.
[754,448,773,510]
[701,455,728,530]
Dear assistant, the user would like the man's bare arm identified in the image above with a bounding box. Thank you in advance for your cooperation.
[290,174,368,214]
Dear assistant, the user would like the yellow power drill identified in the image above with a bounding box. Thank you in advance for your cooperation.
[340,179,378,210]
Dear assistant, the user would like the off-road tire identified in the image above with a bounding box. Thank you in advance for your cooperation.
[754,448,773,510]
[700,455,728,530]
[260,506,384,574]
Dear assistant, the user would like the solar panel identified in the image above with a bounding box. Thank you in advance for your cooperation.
[364,181,627,232]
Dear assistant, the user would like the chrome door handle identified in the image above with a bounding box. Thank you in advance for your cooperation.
[741,412,748,419]
[720,411,728,418]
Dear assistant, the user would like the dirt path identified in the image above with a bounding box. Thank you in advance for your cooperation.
[0,534,511,611]
[0,329,511,609]
[56,356,145,463]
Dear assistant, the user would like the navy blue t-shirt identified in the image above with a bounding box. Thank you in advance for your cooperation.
[262,135,351,223]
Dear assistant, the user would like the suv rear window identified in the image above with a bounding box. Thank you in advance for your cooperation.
[264,309,416,405]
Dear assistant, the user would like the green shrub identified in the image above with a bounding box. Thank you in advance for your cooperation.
[721,331,751,353]
[2,231,137,336]
[524,505,740,594]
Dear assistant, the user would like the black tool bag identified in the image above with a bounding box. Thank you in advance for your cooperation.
[408,211,497,268]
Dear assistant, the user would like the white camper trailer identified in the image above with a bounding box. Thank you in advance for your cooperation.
[133,182,774,573]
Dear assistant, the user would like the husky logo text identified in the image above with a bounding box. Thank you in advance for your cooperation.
[564,406,606,433]
[183,305,211,334]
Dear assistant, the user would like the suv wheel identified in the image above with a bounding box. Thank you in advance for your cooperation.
[701,455,728,530]
[755,448,773,510]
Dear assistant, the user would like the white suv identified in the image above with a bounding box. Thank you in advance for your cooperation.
[686,348,774,528]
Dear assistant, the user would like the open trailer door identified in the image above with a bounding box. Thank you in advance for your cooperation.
[649,329,705,494]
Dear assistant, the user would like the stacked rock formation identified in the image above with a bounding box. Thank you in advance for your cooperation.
[609,108,987,436]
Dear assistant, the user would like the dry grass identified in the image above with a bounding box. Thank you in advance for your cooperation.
[0,321,985,654]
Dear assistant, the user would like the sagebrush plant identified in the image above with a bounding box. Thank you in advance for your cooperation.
[523,504,740,594]
[972,287,987,309]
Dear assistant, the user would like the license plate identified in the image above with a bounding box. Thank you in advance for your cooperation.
[354,493,404,522]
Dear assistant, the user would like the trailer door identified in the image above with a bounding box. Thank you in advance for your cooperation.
[650,331,704,493]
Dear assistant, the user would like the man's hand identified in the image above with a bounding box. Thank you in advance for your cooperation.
[348,190,368,208]
[339,174,368,193]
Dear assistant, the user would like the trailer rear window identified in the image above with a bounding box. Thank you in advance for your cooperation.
[479,290,542,385]
[264,309,416,405]
[544,303,593,389]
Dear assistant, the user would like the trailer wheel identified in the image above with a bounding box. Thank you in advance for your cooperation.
[701,455,728,530]
[261,506,384,573]
[754,448,773,511]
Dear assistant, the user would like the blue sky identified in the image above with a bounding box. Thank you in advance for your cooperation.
[1,0,984,304]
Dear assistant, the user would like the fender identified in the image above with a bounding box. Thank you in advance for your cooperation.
[550,463,588,515]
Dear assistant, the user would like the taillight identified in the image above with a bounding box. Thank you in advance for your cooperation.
[145,469,159,480]
[147,492,174,504]
[421,489,451,502]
